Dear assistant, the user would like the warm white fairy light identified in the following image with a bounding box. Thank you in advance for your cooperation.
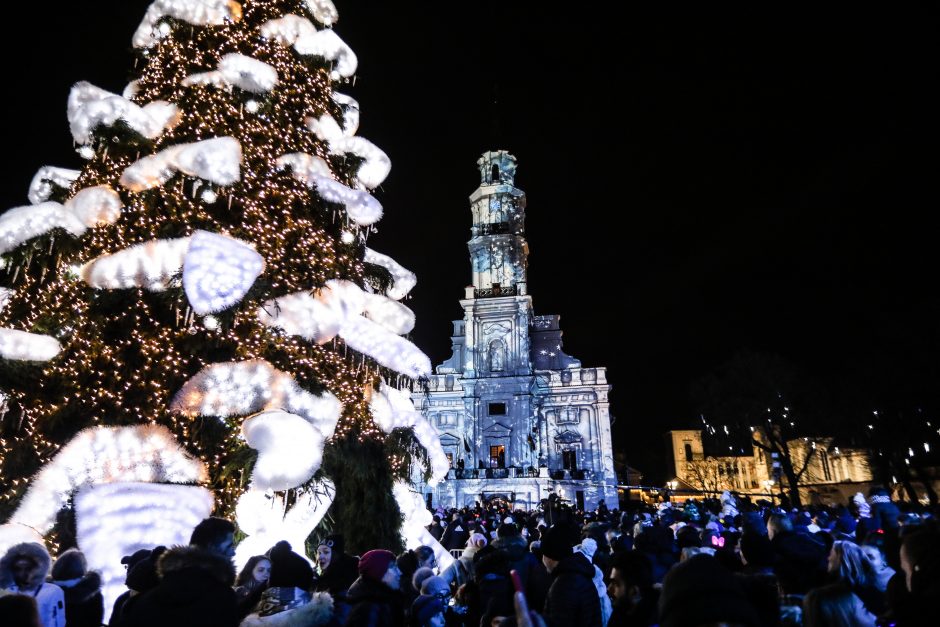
[393,480,454,570]
[234,482,334,570]
[169,359,343,437]
[133,0,243,48]
[182,53,279,94]
[81,236,191,290]
[75,482,214,624]
[275,152,333,180]
[0,328,61,362]
[363,248,417,301]
[182,230,265,314]
[67,82,182,145]
[28,167,80,204]
[119,137,243,192]
[6,425,207,537]
[242,410,325,491]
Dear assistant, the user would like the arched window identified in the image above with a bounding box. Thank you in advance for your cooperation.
[491,164,500,184]
[684,443,694,462]
[488,339,506,372]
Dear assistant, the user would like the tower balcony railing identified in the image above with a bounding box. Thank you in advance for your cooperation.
[474,284,518,299]
[472,222,513,237]
[450,466,540,480]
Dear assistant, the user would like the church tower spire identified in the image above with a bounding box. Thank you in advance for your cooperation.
[468,150,528,295]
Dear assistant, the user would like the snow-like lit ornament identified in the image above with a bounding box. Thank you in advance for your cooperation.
[275,152,332,180]
[306,126,390,190]
[0,523,44,565]
[182,230,265,314]
[28,166,80,204]
[233,482,333,571]
[67,82,182,145]
[81,237,191,291]
[77,146,95,160]
[182,53,279,94]
[4,425,207,539]
[341,316,431,379]
[332,92,360,135]
[308,175,382,226]
[202,315,219,330]
[393,480,454,570]
[169,359,343,437]
[0,329,61,362]
[364,247,417,300]
[362,292,415,335]
[120,137,242,192]
[133,0,243,49]
[259,14,318,46]
[201,188,218,203]
[245,100,260,114]
[340,230,355,244]
[75,482,214,624]
[370,384,448,483]
[241,410,325,491]
[259,15,356,80]
[122,80,140,99]
[304,0,338,26]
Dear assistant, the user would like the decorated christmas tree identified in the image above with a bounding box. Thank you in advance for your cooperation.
[0,0,450,591]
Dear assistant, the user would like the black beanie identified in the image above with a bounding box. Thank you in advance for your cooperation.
[659,554,759,627]
[540,524,577,561]
[268,541,314,589]
[51,548,87,581]
[317,533,344,556]
[126,546,167,592]
[740,532,775,570]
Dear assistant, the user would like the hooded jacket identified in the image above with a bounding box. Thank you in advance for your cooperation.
[239,589,333,627]
[543,552,602,627]
[116,545,239,627]
[0,542,66,627]
[492,534,549,611]
[50,570,104,627]
[344,575,405,627]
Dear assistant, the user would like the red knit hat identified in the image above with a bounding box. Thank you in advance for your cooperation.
[358,549,396,581]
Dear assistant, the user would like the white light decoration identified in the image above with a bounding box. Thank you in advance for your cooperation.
[319,134,391,190]
[0,186,123,254]
[133,0,243,49]
[304,0,338,26]
[6,425,208,537]
[0,523,45,569]
[332,92,359,136]
[120,137,242,192]
[363,248,417,301]
[28,167,80,204]
[81,236,191,291]
[0,329,61,362]
[275,152,333,180]
[183,53,279,94]
[67,82,182,145]
[182,230,265,314]
[0,287,12,312]
[370,385,448,484]
[241,410,325,491]
[234,482,334,571]
[306,113,344,143]
[258,290,344,344]
[259,14,356,80]
[75,482,214,624]
[122,80,140,99]
[362,292,415,335]
[169,359,342,437]
[393,481,454,571]
[308,175,382,226]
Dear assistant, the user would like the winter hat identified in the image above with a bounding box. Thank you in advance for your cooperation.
[739,532,775,570]
[420,575,450,597]
[121,548,152,569]
[125,546,167,592]
[412,594,447,625]
[412,566,435,592]
[496,523,519,539]
[268,541,314,589]
[467,532,488,549]
[51,548,88,581]
[659,554,759,627]
[316,534,344,556]
[540,524,577,561]
[853,492,872,518]
[576,537,598,561]
[358,549,397,582]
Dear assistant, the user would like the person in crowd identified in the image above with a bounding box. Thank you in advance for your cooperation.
[802,583,876,627]
[441,513,470,553]
[345,549,406,627]
[427,516,445,542]
[440,532,486,592]
[410,576,449,627]
[116,521,239,626]
[827,540,885,616]
[0,592,43,627]
[657,554,759,627]
[0,542,66,627]
[473,544,514,627]
[767,512,828,595]
[607,550,657,627]
[492,521,549,612]
[859,544,895,593]
[49,547,104,627]
[575,538,612,626]
[736,531,784,627]
[189,516,237,562]
[240,540,332,627]
[540,523,602,627]
[887,522,940,627]
[109,546,166,625]
[234,555,271,617]
[314,534,359,624]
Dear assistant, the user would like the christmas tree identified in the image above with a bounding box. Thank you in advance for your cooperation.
[0,0,449,573]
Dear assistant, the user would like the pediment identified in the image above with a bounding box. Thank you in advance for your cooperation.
[483,421,512,437]
[553,430,582,444]
[439,433,461,446]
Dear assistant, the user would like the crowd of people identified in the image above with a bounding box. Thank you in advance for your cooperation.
[0,486,937,626]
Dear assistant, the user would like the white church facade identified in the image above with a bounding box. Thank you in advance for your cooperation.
[412,151,619,512]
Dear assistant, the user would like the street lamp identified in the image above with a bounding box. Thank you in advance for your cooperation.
[760,479,775,505]
[666,480,678,491]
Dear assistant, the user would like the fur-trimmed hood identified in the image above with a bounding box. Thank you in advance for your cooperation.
[0,542,51,590]
[158,545,236,587]
[51,570,102,603]
[239,591,334,627]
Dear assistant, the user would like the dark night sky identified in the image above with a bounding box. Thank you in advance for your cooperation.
[1,2,936,480]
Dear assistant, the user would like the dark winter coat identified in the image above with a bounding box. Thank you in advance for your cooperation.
[315,552,359,625]
[344,575,405,627]
[51,571,105,627]
[492,535,549,612]
[0,541,67,627]
[769,530,828,594]
[607,589,659,627]
[441,519,470,552]
[542,553,602,627]
[116,545,239,627]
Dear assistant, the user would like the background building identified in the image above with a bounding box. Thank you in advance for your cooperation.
[412,151,619,511]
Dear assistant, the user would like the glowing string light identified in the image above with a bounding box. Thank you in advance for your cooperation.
[119,137,242,192]
[28,167,80,205]
[363,248,417,301]
[133,0,243,49]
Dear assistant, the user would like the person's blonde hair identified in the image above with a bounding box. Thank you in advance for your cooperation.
[829,540,875,588]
